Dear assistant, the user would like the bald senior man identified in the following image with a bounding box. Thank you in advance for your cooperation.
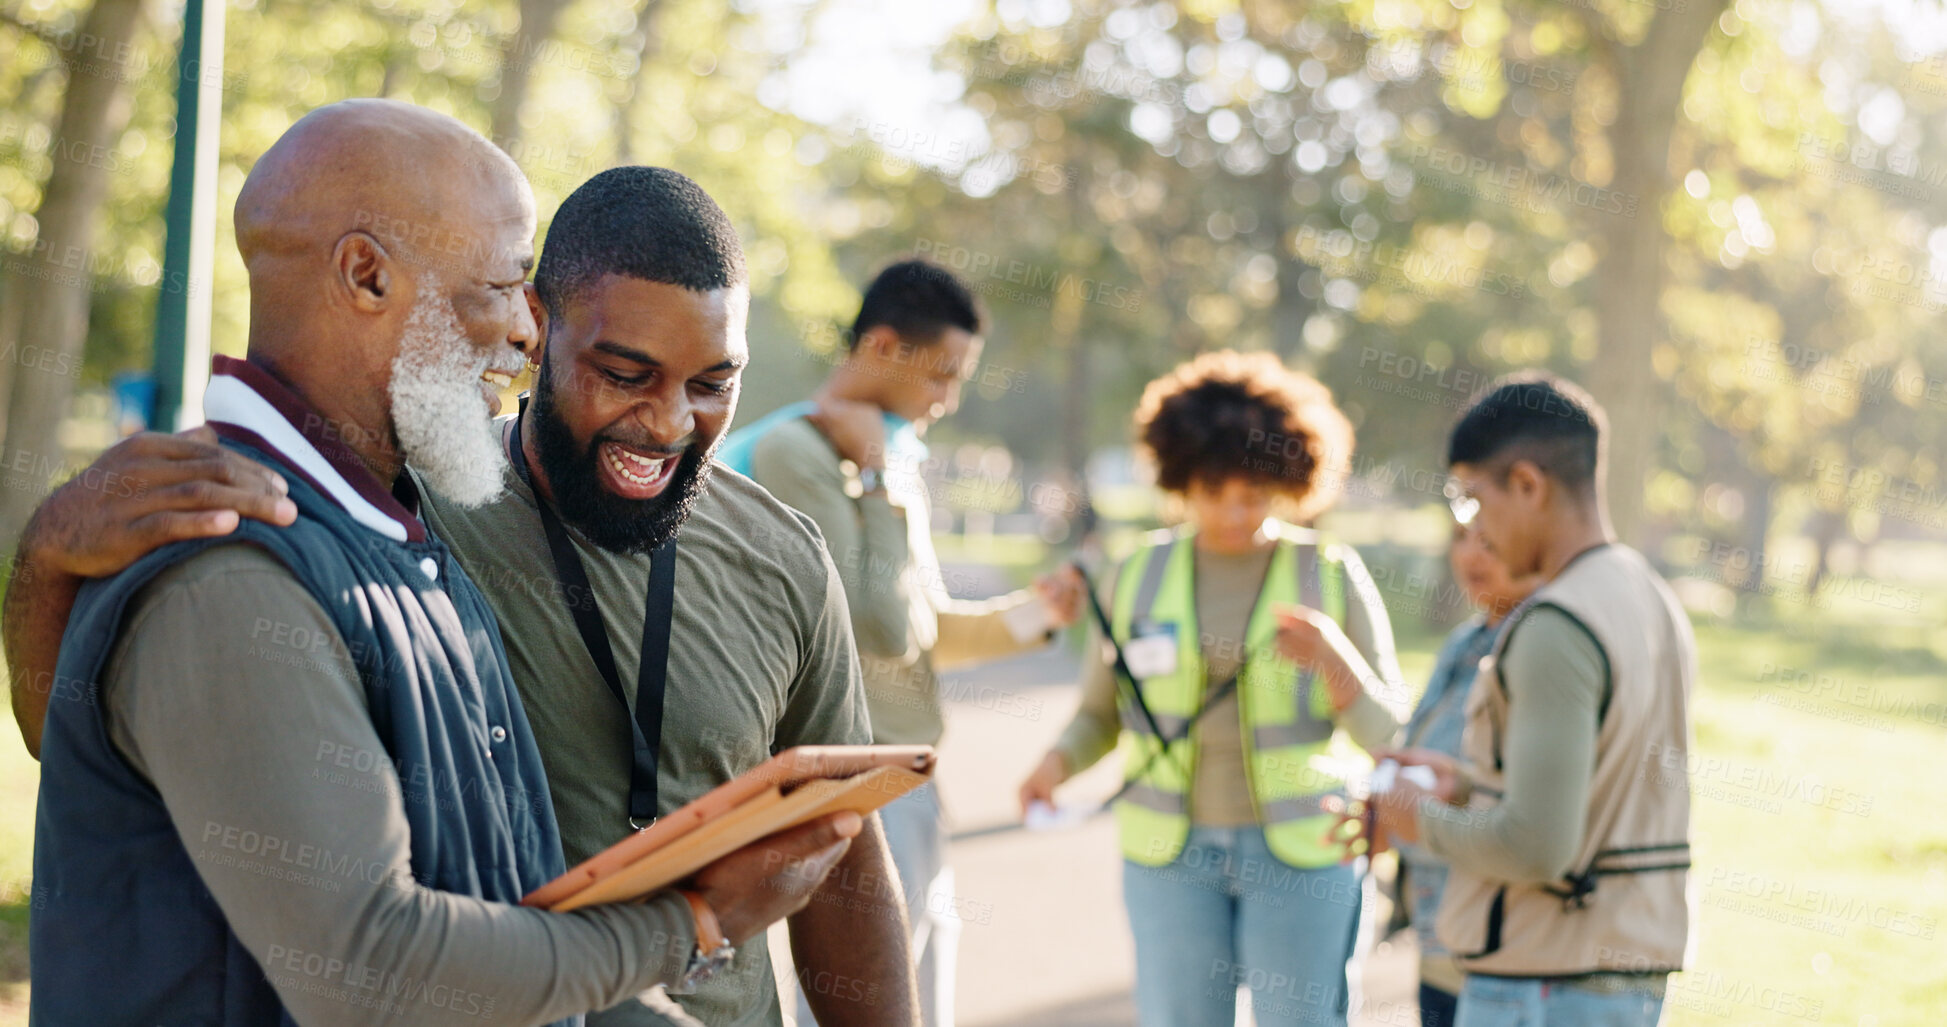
[19,101,862,1026]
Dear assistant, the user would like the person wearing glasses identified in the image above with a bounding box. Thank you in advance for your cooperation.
[1369,374,1696,1027]
[1390,521,1538,1027]
[1016,350,1406,1027]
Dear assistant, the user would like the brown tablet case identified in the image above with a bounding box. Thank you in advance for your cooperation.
[523,745,936,912]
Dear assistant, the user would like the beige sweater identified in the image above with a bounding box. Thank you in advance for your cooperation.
[748,417,1044,746]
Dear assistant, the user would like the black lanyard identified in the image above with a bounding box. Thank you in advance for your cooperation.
[1075,562,1173,746]
[1074,562,1247,802]
[508,405,675,828]
[1077,546,1301,804]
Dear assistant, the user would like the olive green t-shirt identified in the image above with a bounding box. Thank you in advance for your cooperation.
[414,436,871,1027]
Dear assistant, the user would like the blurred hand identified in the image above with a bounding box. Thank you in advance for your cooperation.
[691,811,863,946]
[1374,780,1432,848]
[1328,749,1468,858]
[1031,564,1086,629]
[1273,605,1360,709]
[1323,786,1426,860]
[1016,751,1067,818]
[22,426,297,579]
[807,398,888,472]
[1378,748,1467,806]
[1322,794,1373,861]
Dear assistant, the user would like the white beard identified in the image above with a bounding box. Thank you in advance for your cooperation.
[388,290,512,507]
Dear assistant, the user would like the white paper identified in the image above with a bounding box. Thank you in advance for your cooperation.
[1371,759,1438,796]
[1002,596,1056,644]
[1023,800,1096,832]
[1370,760,1398,795]
[1400,764,1438,791]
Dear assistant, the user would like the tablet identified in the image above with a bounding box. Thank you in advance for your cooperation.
[523,744,936,911]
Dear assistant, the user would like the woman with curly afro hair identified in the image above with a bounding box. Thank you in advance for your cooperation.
[1019,350,1407,1027]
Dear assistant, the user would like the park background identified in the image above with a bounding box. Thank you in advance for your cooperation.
[2,0,1945,1021]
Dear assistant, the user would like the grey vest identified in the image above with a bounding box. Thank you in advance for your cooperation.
[30,439,572,1025]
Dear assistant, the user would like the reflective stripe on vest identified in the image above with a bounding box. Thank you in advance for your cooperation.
[1109,524,1351,868]
[1119,781,1187,815]
[1121,704,1191,738]
[1252,719,1334,749]
[1117,784,1338,825]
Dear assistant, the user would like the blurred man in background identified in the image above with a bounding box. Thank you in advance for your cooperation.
[721,259,1085,1027]
[1371,374,1696,1027]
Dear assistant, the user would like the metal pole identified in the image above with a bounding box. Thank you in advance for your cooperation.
[151,0,225,431]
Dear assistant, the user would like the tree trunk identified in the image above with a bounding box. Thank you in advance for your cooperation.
[1738,476,1773,614]
[1061,321,1089,482]
[0,28,88,431]
[1258,166,1312,364]
[0,264,25,427]
[610,0,666,165]
[0,0,150,551]
[1272,251,1313,365]
[1587,4,1723,545]
[489,0,573,153]
[1805,507,1843,598]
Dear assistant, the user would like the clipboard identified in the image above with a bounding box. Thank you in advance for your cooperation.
[522,745,936,912]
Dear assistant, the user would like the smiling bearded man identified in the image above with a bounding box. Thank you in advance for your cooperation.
[7,165,919,1027]
[405,167,916,1026]
[389,277,529,506]
[524,316,710,553]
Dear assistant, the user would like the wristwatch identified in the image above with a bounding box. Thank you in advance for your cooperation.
[856,465,887,496]
[670,889,736,994]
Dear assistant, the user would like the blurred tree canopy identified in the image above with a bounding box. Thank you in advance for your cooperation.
[1,0,1942,604]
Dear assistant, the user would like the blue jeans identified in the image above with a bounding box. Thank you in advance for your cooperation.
[1419,983,1459,1027]
[1455,974,1667,1027]
[1122,826,1359,1027]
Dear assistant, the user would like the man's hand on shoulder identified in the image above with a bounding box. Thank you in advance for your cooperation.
[804,398,887,472]
[8,427,298,759]
[22,426,297,578]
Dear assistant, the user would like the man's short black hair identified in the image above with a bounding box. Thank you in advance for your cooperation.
[849,259,984,350]
[534,166,746,315]
[1448,372,1606,493]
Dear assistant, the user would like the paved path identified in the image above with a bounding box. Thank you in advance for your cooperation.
[772,643,1422,1026]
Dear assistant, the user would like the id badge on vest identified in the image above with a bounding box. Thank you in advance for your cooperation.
[1125,619,1181,680]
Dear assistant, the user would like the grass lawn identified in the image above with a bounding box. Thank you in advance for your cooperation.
[1665,608,1947,1024]
[0,574,1941,1024]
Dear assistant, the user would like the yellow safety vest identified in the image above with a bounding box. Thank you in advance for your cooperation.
[1110,522,1351,868]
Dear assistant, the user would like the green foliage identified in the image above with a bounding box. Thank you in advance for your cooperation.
[8,0,1941,595]
[2,0,855,391]
[837,0,1946,608]
[2,0,1941,1020]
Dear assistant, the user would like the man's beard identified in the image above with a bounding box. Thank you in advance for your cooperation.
[528,355,714,554]
[389,288,518,507]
